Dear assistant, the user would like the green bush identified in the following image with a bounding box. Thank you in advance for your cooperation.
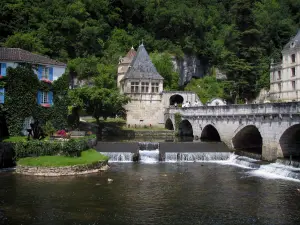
[61,139,88,157]
[13,138,90,159]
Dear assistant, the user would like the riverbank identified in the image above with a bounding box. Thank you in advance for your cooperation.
[16,149,109,176]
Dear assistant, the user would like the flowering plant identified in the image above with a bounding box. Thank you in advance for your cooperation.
[41,103,51,108]
[56,130,67,137]
[41,78,52,84]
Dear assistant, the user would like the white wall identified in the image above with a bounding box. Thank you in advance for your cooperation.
[53,66,65,81]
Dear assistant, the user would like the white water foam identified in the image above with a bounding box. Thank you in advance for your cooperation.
[165,152,231,163]
[248,163,300,182]
[165,152,259,169]
[139,149,159,163]
[100,152,133,162]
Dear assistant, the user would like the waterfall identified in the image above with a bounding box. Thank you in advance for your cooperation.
[223,154,260,169]
[165,152,259,169]
[138,142,160,163]
[139,150,160,163]
[165,152,231,162]
[100,152,133,162]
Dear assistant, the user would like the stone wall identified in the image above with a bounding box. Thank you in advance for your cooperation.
[16,160,108,176]
[125,93,164,126]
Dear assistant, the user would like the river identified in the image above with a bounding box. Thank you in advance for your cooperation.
[1,160,300,225]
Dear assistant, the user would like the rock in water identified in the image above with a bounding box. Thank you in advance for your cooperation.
[108,178,113,183]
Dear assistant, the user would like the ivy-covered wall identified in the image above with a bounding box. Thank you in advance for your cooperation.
[3,66,69,136]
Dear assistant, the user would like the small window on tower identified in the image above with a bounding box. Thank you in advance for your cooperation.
[292,81,296,90]
[278,83,281,92]
[278,71,281,80]
[291,67,296,77]
[292,54,296,63]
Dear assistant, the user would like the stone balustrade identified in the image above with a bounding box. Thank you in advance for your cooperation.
[167,102,300,117]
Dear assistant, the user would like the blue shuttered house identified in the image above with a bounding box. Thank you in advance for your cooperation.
[0,47,66,106]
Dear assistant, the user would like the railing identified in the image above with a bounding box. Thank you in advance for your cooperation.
[166,102,300,117]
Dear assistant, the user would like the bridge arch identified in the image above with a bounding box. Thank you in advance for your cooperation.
[201,125,221,142]
[178,119,193,137]
[169,94,184,106]
[165,118,174,130]
[232,125,262,154]
[279,124,300,158]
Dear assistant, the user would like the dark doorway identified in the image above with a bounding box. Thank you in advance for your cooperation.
[169,95,184,106]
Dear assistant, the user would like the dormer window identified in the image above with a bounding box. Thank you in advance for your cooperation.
[131,82,139,93]
[151,82,159,93]
[141,82,149,93]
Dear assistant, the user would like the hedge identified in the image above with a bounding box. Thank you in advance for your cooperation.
[13,138,93,159]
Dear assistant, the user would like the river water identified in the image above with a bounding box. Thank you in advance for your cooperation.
[1,161,300,225]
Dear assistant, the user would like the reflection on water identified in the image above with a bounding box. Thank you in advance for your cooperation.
[1,163,300,225]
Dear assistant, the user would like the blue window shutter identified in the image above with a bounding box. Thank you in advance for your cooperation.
[0,88,5,103]
[48,91,53,105]
[37,91,42,104]
[49,67,53,81]
[1,63,7,76]
[38,66,43,80]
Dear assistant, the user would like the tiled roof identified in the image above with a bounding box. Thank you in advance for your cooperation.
[283,30,300,51]
[0,47,66,66]
[123,44,164,80]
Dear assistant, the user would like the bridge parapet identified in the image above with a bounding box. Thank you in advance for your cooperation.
[166,102,300,117]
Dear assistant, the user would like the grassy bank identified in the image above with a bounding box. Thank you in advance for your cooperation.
[17,149,108,167]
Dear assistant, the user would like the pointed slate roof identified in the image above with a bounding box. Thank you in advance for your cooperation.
[123,44,164,80]
[283,30,300,51]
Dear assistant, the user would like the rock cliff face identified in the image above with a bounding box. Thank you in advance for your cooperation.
[171,55,208,86]
[0,143,15,168]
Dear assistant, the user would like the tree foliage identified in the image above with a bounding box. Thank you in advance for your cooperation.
[0,0,298,101]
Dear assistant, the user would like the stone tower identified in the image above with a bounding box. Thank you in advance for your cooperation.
[119,44,165,127]
[117,47,136,88]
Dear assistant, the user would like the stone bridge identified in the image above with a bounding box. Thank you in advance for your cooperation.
[164,102,300,161]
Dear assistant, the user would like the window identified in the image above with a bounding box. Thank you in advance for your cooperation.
[151,82,159,93]
[292,54,296,63]
[291,67,296,77]
[278,83,281,92]
[131,82,139,93]
[292,81,296,90]
[277,71,281,80]
[41,91,48,103]
[42,67,50,79]
[272,72,275,81]
[141,82,149,93]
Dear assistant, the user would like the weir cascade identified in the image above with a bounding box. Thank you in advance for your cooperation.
[98,141,300,181]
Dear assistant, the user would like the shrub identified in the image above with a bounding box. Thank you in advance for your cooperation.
[13,137,90,159]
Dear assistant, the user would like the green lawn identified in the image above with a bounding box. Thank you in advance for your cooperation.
[17,149,108,167]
